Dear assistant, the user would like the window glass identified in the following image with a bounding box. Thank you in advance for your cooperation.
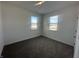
[31,16,38,30]
[49,16,58,31]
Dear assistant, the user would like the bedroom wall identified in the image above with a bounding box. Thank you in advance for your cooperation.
[0,2,4,57]
[2,2,42,45]
[43,5,78,46]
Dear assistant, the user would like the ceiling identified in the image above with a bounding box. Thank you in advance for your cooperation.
[4,1,79,14]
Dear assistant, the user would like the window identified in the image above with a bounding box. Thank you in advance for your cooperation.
[49,16,58,31]
[31,16,38,30]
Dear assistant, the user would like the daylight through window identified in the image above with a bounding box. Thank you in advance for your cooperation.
[31,16,38,30]
[49,16,58,31]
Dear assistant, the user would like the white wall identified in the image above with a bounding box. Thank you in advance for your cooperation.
[2,2,42,45]
[43,5,78,46]
[0,2,4,57]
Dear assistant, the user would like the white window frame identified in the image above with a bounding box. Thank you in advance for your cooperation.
[48,15,58,31]
[31,16,38,30]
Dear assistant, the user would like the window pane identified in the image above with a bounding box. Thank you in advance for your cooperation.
[49,24,57,31]
[31,23,37,30]
[49,16,58,23]
[31,16,38,30]
[31,16,38,23]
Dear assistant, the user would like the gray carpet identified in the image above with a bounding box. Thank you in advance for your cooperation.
[2,36,74,58]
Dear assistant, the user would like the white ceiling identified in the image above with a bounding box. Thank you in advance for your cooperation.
[4,1,79,14]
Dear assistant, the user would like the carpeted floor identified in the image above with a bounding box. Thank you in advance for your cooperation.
[2,36,74,58]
